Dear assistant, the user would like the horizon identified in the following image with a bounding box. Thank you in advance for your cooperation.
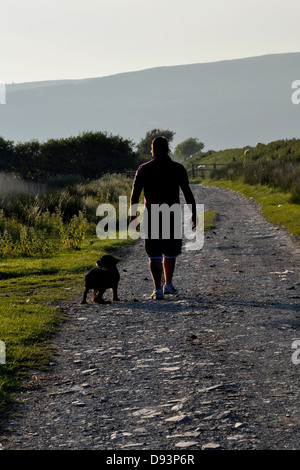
[5,51,300,86]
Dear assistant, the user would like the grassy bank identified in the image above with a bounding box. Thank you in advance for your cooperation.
[0,173,134,257]
[202,179,300,239]
[188,138,300,240]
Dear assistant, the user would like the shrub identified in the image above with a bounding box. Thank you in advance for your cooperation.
[0,172,133,257]
[46,174,83,190]
[17,226,54,256]
[210,139,300,204]
[290,172,300,204]
[54,209,88,250]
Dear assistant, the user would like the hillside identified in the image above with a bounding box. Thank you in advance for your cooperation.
[1,53,300,150]
[187,138,300,186]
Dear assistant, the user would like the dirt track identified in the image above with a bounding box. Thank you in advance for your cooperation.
[1,184,300,450]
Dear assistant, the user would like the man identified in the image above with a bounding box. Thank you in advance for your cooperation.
[130,136,197,300]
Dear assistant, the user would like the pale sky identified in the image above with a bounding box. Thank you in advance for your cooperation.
[1,0,300,83]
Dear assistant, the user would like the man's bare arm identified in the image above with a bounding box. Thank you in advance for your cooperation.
[129,175,143,222]
[181,183,197,229]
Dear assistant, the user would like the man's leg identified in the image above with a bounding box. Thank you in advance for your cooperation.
[145,239,164,295]
[162,239,181,293]
[163,256,176,285]
[149,258,163,290]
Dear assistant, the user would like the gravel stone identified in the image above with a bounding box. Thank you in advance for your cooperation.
[1,184,300,450]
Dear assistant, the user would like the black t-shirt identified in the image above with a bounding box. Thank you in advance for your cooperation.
[132,155,190,207]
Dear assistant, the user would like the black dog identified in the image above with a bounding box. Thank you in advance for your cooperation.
[80,255,120,304]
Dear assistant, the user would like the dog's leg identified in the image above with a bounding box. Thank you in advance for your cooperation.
[94,288,111,304]
[80,287,88,304]
[92,290,98,301]
[112,285,120,301]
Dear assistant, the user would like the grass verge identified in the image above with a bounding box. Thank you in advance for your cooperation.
[0,235,133,413]
[195,178,300,239]
[203,209,218,231]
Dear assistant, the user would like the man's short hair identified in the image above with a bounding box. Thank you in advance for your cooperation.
[151,136,169,156]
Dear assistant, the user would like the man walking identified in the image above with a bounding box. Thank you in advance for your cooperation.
[130,136,197,299]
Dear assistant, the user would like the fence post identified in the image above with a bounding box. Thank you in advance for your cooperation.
[192,163,195,179]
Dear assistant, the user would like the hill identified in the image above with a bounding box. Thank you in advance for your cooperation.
[1,53,300,150]
[188,137,300,204]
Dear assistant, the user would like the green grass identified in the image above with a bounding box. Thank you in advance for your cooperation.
[195,178,300,239]
[185,146,246,174]
[188,138,300,240]
[0,234,133,412]
[203,209,218,231]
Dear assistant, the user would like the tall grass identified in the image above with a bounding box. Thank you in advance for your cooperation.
[209,139,300,204]
[191,138,300,240]
[0,172,46,195]
[0,173,133,257]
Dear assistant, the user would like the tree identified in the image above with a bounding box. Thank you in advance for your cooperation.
[174,138,204,162]
[10,131,137,181]
[0,137,15,173]
[13,140,41,180]
[136,129,176,163]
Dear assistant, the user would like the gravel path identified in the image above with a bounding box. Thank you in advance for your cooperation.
[1,184,300,451]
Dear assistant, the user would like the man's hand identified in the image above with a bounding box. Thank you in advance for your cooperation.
[191,214,197,231]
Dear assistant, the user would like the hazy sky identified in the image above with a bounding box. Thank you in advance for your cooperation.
[2,0,300,83]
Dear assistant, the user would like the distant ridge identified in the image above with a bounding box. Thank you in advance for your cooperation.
[1,53,300,150]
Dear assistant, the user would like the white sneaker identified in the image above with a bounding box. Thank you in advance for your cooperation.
[150,289,164,300]
[163,284,178,294]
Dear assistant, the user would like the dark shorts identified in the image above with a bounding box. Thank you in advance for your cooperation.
[144,238,182,259]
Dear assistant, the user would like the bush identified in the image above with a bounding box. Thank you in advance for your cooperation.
[53,209,88,250]
[0,172,133,257]
[0,132,137,181]
[46,174,83,190]
[210,139,300,203]
[290,173,300,204]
